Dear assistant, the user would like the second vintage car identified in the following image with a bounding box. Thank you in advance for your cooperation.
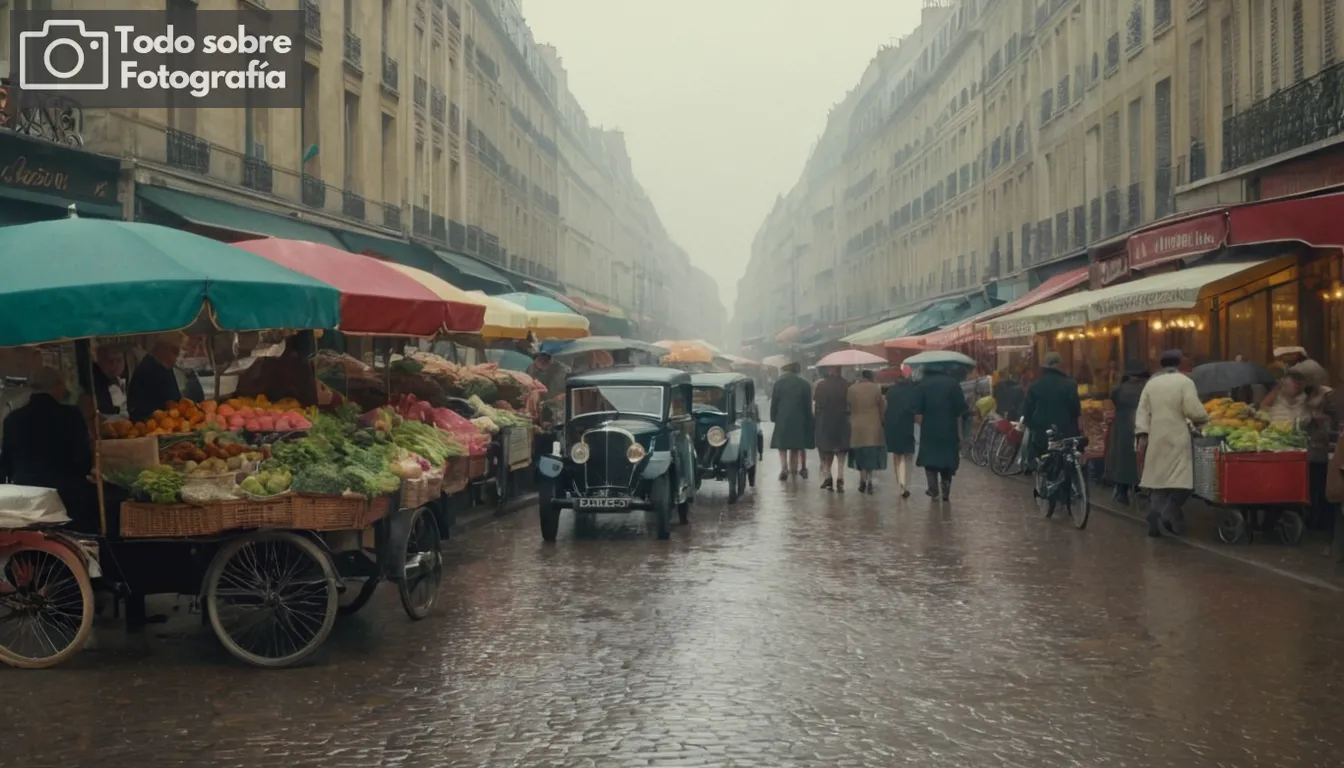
[690,372,761,503]
[535,367,697,541]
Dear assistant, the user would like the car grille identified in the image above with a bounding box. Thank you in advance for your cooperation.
[583,428,635,490]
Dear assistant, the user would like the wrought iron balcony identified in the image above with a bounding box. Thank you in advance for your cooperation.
[166,128,211,174]
[448,220,466,249]
[1104,187,1122,236]
[1126,6,1145,53]
[344,30,362,72]
[242,156,273,193]
[465,225,481,254]
[1089,198,1101,242]
[383,203,401,231]
[1106,33,1120,73]
[1223,61,1344,173]
[412,206,430,236]
[302,174,326,208]
[1126,182,1143,228]
[1057,76,1070,110]
[0,86,85,146]
[1040,89,1054,125]
[1155,165,1174,218]
[430,88,446,123]
[303,0,321,45]
[431,215,447,242]
[338,190,362,220]
[413,76,427,109]
[1073,205,1086,248]
[382,55,399,94]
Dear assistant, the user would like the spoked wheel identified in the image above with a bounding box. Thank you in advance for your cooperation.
[989,433,1021,476]
[1034,465,1052,518]
[1217,509,1248,544]
[205,531,338,669]
[727,463,741,504]
[969,421,994,467]
[337,576,380,617]
[647,475,673,540]
[0,538,94,669]
[1065,461,1091,530]
[1276,509,1306,546]
[398,508,443,620]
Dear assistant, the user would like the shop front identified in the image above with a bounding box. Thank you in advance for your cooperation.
[0,130,122,224]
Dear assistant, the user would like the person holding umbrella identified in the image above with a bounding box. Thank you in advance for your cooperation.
[1105,363,1149,505]
[884,364,919,498]
[913,362,969,500]
[813,365,852,491]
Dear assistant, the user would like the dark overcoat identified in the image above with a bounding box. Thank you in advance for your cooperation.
[1023,367,1082,457]
[813,375,852,452]
[915,371,969,472]
[769,373,814,450]
[883,379,919,455]
[1104,377,1147,486]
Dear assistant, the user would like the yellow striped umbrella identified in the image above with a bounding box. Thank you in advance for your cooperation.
[466,291,531,340]
[383,262,487,334]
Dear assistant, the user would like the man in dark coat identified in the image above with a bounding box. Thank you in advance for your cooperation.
[128,332,185,422]
[770,362,813,481]
[0,367,95,531]
[1023,352,1082,471]
[813,366,851,491]
[1104,364,1149,504]
[915,364,969,500]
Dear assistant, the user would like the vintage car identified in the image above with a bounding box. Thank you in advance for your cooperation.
[690,373,762,503]
[535,366,697,541]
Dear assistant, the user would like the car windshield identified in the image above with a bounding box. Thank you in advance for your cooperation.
[570,385,664,419]
[692,387,726,411]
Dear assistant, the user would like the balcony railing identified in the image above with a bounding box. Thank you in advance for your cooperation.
[166,128,211,174]
[1072,205,1086,248]
[1155,166,1174,218]
[343,30,363,72]
[342,190,365,220]
[1090,197,1102,241]
[383,203,401,231]
[303,0,321,45]
[302,174,326,208]
[1223,61,1344,173]
[382,55,399,93]
[413,76,427,109]
[1106,33,1120,74]
[430,88,446,123]
[1057,75,1070,110]
[0,87,85,145]
[1126,182,1143,228]
[1040,89,1054,125]
[242,155,273,193]
[1126,6,1145,54]
[1105,187,1122,235]
[412,206,430,236]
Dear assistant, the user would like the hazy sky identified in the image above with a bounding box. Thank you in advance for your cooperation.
[524,0,922,316]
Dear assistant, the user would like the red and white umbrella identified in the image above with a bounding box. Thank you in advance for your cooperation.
[815,349,887,367]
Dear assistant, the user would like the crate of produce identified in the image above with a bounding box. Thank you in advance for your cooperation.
[467,454,490,479]
[219,497,296,530]
[400,476,434,509]
[366,494,394,525]
[443,457,470,494]
[120,501,225,538]
[1217,450,1309,506]
[504,425,533,470]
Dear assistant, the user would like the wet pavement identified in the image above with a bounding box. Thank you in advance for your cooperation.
[5,454,1344,767]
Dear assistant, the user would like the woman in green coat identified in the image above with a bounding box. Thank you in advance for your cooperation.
[769,363,814,480]
[884,368,919,498]
[915,365,970,501]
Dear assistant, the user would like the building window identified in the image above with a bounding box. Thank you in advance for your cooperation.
[1326,0,1338,65]
[343,91,360,190]
[1291,0,1305,83]
[1127,98,1142,184]
[1270,0,1281,91]
[1220,14,1236,117]
[1189,39,1205,141]
[1252,0,1266,99]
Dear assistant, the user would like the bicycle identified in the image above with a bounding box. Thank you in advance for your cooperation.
[1033,427,1091,530]
[0,528,98,669]
[988,418,1029,476]
[968,413,1001,468]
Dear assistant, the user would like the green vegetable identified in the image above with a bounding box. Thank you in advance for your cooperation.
[340,465,400,498]
[271,438,333,473]
[391,421,456,465]
[132,465,186,504]
[292,464,346,495]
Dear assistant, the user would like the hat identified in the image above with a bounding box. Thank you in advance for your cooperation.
[1042,352,1062,369]
[1290,359,1328,389]
[782,361,801,373]
[1274,345,1307,358]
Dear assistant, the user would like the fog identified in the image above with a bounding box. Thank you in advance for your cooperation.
[524,0,922,315]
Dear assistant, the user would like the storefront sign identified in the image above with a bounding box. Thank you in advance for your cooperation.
[1091,253,1130,287]
[1258,151,1344,200]
[1127,214,1227,270]
[1089,286,1204,320]
[0,132,120,209]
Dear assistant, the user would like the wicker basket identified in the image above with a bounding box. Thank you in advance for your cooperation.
[443,457,470,494]
[367,495,394,524]
[291,493,368,530]
[400,477,432,509]
[220,497,295,529]
[467,454,490,479]
[120,501,225,538]
[424,471,443,499]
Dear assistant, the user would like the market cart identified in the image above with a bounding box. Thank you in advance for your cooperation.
[1192,438,1310,545]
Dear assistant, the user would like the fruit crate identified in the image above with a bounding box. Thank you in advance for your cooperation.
[503,425,532,470]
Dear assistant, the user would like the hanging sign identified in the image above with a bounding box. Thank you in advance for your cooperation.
[1127,213,1226,270]
[1091,253,1130,287]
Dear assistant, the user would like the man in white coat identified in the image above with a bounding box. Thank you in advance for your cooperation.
[1135,350,1209,538]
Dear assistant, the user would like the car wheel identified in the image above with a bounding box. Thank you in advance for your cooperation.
[727,463,741,504]
[648,475,672,540]
[539,481,560,542]
[746,460,756,488]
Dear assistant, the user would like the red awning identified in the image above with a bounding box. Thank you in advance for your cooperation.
[1227,190,1344,250]
[975,266,1091,323]
[233,238,467,336]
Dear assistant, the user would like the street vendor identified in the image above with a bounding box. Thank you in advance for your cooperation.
[1274,346,1329,387]
[234,332,342,409]
[87,344,129,419]
[527,351,570,427]
[0,367,94,531]
[128,332,185,422]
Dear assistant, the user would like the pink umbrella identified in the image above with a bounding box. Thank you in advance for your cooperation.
[816,349,888,367]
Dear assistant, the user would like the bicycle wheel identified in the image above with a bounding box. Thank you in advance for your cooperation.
[969,421,993,467]
[989,432,1021,476]
[1067,460,1091,530]
[1034,462,1053,517]
[0,537,95,669]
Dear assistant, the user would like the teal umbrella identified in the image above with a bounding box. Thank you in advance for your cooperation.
[486,348,534,371]
[0,219,342,347]
[497,292,579,315]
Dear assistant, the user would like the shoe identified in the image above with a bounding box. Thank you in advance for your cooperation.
[858,481,867,493]
[940,480,951,502]
[836,480,845,493]
[799,468,809,479]
[867,483,875,495]
[820,477,834,491]
[901,488,910,499]
[1162,520,1181,537]
[778,471,788,482]
[1146,511,1162,538]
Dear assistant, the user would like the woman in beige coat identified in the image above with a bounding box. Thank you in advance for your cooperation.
[846,369,887,494]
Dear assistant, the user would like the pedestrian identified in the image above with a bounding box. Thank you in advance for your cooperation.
[0,367,94,531]
[769,361,813,481]
[1135,350,1209,538]
[884,364,919,498]
[1023,352,1082,471]
[813,366,851,491]
[1105,363,1149,505]
[1263,366,1336,536]
[846,369,886,494]
[915,364,969,501]
[992,369,1026,420]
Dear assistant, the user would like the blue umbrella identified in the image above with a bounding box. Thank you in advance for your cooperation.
[486,348,534,371]
[541,336,665,358]
[497,292,578,315]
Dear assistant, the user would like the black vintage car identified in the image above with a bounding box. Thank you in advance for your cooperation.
[535,367,697,541]
[690,373,762,503]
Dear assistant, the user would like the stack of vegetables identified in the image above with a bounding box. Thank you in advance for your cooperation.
[100,396,312,439]
[1200,397,1308,452]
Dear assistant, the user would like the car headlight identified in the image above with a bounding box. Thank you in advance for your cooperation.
[626,443,647,463]
[570,442,590,464]
[706,426,728,447]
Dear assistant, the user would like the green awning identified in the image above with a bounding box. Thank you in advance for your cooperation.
[136,185,348,249]
[0,198,116,226]
[336,231,440,273]
[434,249,515,294]
[841,314,917,345]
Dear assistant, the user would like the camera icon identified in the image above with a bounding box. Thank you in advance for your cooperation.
[18,19,110,91]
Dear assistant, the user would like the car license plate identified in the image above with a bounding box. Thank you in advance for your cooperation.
[576,497,631,511]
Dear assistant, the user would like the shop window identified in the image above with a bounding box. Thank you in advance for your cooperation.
[1227,292,1269,363]
[1271,283,1298,350]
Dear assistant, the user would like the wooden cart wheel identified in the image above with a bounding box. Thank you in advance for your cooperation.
[1276,509,1306,546]
[397,508,443,621]
[1217,509,1248,545]
[205,531,338,668]
[0,537,94,669]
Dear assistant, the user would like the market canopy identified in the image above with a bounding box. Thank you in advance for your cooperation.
[136,185,348,250]
[434,250,515,294]
[984,259,1276,338]
[470,292,531,340]
[540,336,665,358]
[0,220,341,347]
[497,292,577,315]
[841,313,917,346]
[233,238,483,337]
[381,262,487,334]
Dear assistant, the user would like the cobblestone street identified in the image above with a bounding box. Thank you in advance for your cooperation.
[5,457,1344,767]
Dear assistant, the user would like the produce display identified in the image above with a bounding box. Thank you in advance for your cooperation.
[394,352,545,418]
[100,396,311,439]
[1080,399,1112,460]
[1200,397,1308,452]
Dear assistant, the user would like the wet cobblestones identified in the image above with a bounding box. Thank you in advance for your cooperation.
[4,458,1344,767]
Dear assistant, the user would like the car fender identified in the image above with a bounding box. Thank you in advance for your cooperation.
[642,450,673,479]
[720,428,743,464]
[537,455,563,479]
